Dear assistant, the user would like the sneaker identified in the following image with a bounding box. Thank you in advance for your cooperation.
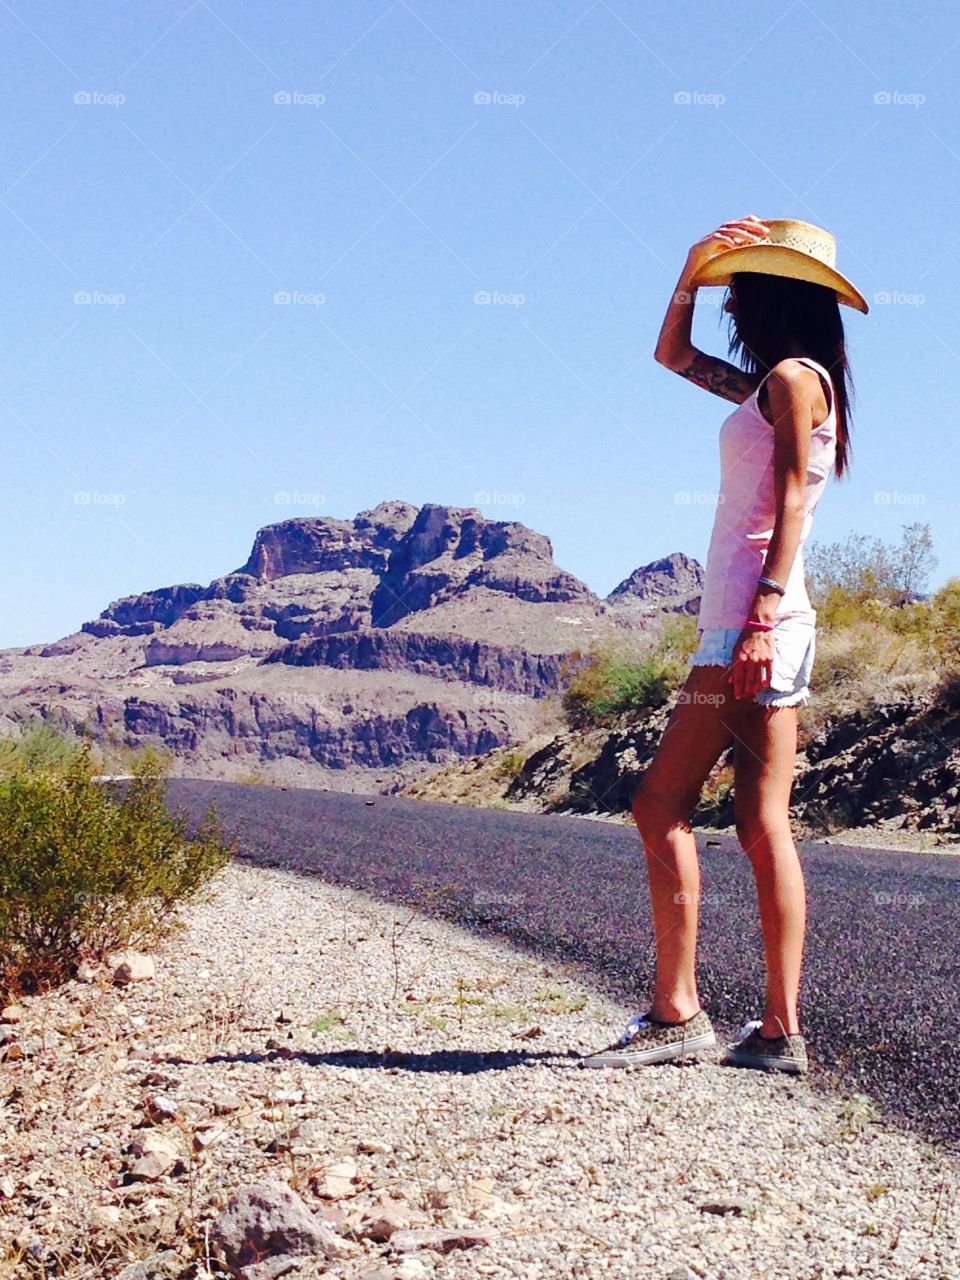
[580,1008,716,1068]
[723,1018,809,1075]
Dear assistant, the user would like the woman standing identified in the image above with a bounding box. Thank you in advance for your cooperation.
[583,216,868,1075]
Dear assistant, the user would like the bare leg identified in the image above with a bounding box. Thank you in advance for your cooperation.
[729,702,806,1037]
[631,664,736,1022]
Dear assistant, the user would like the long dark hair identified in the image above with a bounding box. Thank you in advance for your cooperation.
[724,271,854,478]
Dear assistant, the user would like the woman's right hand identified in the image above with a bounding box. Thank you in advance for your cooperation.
[685,215,770,274]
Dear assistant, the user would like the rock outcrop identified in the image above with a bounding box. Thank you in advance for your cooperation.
[0,501,696,791]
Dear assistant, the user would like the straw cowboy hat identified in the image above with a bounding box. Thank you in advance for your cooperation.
[689,218,869,314]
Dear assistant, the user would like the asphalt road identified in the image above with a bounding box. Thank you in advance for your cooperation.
[164,779,960,1152]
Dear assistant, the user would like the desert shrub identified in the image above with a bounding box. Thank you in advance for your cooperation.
[0,727,237,998]
[802,523,959,719]
[492,750,526,781]
[561,615,700,729]
[694,761,735,827]
[0,719,90,777]
[806,522,936,616]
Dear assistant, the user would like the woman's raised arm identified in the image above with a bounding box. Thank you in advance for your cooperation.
[654,216,769,404]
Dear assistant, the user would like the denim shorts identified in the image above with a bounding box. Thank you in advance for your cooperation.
[688,618,817,707]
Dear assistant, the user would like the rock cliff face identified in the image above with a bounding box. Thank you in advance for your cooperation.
[0,501,697,792]
[606,552,704,618]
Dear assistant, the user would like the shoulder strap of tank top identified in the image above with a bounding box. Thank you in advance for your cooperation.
[786,356,836,421]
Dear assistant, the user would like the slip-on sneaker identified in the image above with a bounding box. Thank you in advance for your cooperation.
[723,1019,809,1075]
[580,1008,716,1069]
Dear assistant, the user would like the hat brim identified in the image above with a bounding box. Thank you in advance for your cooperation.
[690,244,869,315]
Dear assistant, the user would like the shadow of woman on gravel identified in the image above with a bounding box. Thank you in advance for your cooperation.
[189,1046,587,1073]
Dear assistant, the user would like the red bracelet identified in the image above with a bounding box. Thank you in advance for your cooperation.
[744,619,775,631]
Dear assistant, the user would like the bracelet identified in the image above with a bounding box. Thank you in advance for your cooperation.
[757,576,786,595]
[744,619,775,631]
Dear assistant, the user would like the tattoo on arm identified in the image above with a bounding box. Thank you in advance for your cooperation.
[674,350,758,404]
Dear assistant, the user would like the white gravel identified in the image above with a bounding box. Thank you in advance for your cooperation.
[0,860,957,1280]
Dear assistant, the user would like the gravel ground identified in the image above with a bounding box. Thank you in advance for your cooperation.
[162,782,960,1153]
[1,861,957,1280]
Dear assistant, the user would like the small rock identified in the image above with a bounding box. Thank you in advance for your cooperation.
[193,1125,226,1152]
[210,1179,347,1273]
[238,1258,305,1280]
[289,1119,325,1145]
[390,1227,496,1254]
[0,1176,15,1198]
[116,1250,183,1280]
[699,1198,752,1217]
[211,1091,245,1116]
[93,1205,123,1229]
[126,1133,180,1182]
[395,1260,429,1280]
[142,1094,179,1125]
[0,1004,24,1023]
[1,1041,24,1061]
[319,1158,360,1200]
[356,1138,389,1155]
[111,951,156,985]
[76,959,102,983]
[351,1196,423,1243]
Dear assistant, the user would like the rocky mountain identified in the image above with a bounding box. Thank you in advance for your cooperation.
[0,501,700,791]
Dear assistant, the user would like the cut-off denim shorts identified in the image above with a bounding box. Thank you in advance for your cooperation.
[688,617,817,707]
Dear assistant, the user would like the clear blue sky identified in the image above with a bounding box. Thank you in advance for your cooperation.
[3,0,958,648]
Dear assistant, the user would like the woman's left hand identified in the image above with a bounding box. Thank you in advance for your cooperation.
[728,628,775,700]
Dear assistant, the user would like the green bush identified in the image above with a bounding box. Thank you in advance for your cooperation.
[561,615,700,729]
[0,727,237,998]
[492,750,526,781]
